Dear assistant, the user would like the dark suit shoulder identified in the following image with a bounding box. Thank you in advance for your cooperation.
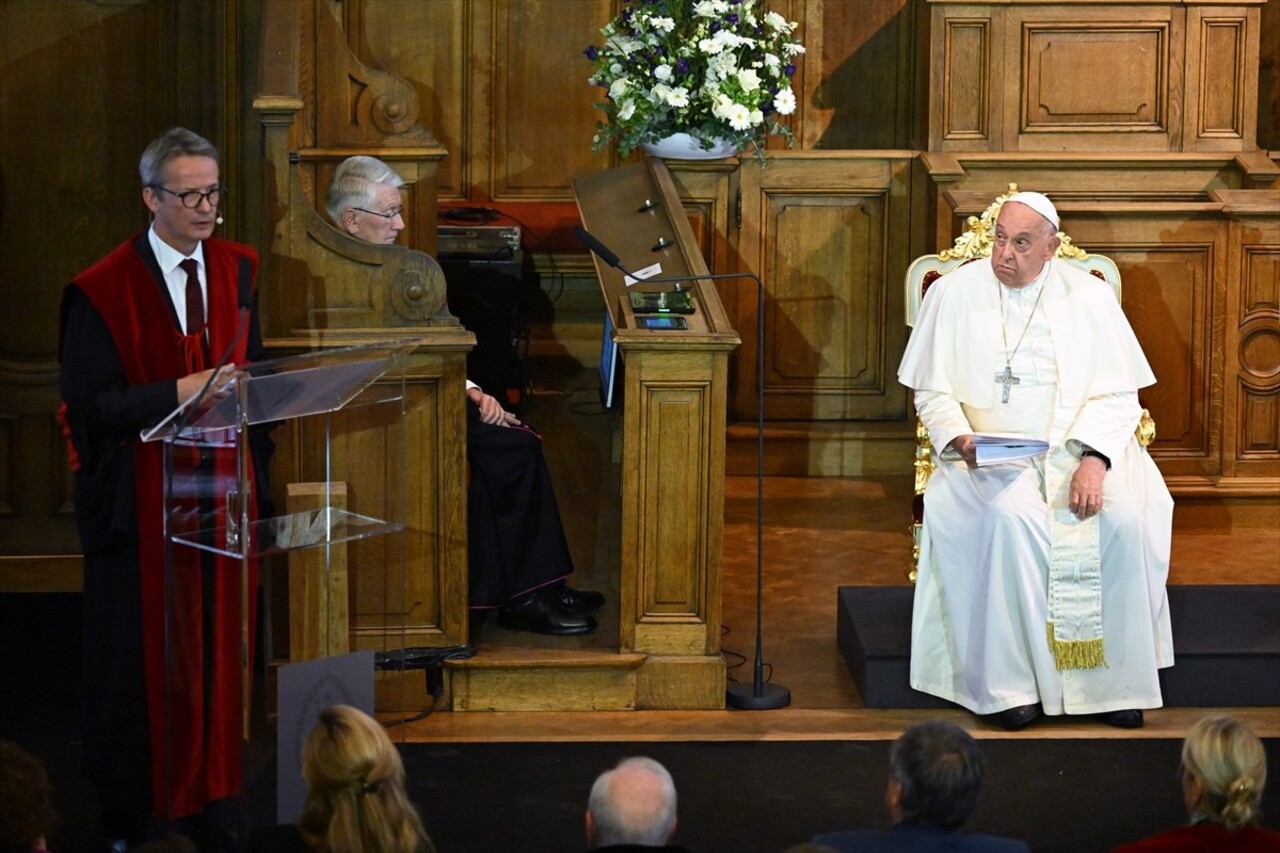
[813,826,1030,853]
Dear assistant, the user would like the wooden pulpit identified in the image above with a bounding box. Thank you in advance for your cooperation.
[574,159,742,707]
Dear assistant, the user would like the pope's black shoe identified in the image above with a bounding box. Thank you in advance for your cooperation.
[1099,708,1144,729]
[553,583,605,614]
[497,588,597,635]
[997,703,1043,731]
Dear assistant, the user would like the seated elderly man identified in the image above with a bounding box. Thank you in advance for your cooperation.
[586,756,688,852]
[325,155,603,635]
[898,191,1173,731]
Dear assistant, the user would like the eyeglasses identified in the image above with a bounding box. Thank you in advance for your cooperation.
[151,185,226,209]
[351,206,404,221]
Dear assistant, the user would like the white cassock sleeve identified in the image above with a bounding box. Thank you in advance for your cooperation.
[913,389,973,456]
[1064,390,1143,463]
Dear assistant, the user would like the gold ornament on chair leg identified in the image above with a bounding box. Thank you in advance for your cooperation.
[908,417,934,584]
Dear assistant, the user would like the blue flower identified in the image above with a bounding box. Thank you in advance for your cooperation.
[726,13,739,25]
[784,63,796,77]
[584,45,598,61]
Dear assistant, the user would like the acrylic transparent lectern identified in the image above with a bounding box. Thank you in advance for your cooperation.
[141,339,418,817]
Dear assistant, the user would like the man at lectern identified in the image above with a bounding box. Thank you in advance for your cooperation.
[326,156,604,636]
[897,191,1173,731]
[58,127,270,848]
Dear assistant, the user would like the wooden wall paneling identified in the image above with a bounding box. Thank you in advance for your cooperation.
[0,364,75,576]
[665,161,741,362]
[1214,189,1280,481]
[802,0,919,150]
[0,0,232,592]
[1063,209,1224,478]
[464,1,496,200]
[1260,0,1280,150]
[1005,4,1180,152]
[490,0,614,202]
[930,6,999,151]
[736,153,914,423]
[313,0,434,149]
[345,0,470,202]
[1183,4,1261,152]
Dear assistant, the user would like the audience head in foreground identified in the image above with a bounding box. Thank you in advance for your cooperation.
[325,155,406,245]
[812,721,1029,852]
[0,740,57,853]
[299,704,433,853]
[1112,714,1279,852]
[587,756,687,851]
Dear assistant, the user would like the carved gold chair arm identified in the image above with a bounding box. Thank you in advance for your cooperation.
[1136,408,1156,447]
[913,417,935,496]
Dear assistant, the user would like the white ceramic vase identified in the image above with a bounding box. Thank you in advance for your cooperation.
[640,132,739,160]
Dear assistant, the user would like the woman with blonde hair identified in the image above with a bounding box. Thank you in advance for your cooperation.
[1113,714,1279,851]
[297,705,434,853]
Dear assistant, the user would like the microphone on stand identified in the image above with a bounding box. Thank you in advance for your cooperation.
[574,226,790,710]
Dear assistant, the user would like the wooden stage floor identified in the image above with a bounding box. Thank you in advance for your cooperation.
[403,370,1280,744]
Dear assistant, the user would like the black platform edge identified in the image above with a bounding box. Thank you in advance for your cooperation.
[836,584,1280,710]
[836,586,952,709]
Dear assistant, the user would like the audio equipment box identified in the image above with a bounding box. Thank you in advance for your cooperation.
[437,225,521,260]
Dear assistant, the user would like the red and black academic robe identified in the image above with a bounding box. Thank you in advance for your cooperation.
[58,232,266,821]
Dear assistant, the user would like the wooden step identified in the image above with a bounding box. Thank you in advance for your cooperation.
[445,649,647,711]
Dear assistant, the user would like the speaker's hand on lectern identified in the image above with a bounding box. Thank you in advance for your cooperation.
[177,365,237,405]
[467,385,521,428]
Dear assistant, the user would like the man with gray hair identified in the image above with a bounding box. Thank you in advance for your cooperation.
[586,756,688,851]
[325,155,406,245]
[898,190,1172,732]
[812,721,1028,852]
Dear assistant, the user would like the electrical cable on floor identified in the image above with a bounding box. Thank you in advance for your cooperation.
[382,687,440,728]
[721,623,749,680]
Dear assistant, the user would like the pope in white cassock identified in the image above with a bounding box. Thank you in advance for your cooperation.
[897,191,1174,731]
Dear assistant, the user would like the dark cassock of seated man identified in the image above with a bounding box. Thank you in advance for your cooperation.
[897,191,1174,731]
[58,127,273,850]
[324,155,604,636]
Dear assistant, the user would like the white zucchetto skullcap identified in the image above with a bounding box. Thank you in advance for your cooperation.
[1005,191,1060,230]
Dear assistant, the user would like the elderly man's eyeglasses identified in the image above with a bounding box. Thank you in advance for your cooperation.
[151,185,226,209]
[352,206,404,221]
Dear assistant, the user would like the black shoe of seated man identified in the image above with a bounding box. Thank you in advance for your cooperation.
[1099,708,1144,729]
[552,582,605,614]
[497,588,597,635]
[997,703,1043,731]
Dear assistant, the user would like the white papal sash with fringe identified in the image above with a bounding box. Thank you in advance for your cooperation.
[1045,460,1106,670]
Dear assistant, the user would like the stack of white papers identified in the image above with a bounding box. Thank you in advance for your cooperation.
[971,434,1049,466]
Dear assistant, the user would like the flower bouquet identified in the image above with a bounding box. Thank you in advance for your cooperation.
[585,0,803,159]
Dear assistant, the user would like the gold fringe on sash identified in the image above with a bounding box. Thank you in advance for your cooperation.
[1047,623,1107,671]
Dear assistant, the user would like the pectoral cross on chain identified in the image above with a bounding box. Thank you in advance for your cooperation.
[996,365,1020,404]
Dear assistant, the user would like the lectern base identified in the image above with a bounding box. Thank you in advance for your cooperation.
[726,682,791,710]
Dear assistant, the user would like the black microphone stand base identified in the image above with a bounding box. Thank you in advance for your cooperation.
[726,681,791,710]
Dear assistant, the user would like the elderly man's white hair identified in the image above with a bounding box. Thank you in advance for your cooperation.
[324,155,404,225]
[1005,190,1060,230]
[587,756,678,847]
